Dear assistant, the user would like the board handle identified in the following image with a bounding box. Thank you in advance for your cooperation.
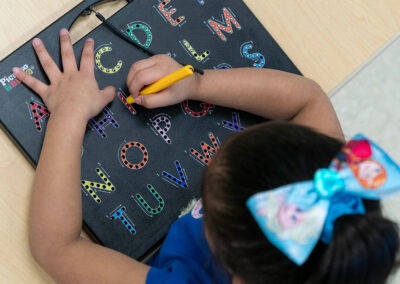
[68,0,134,31]
[67,0,205,75]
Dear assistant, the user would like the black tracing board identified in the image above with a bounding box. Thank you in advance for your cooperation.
[0,0,301,259]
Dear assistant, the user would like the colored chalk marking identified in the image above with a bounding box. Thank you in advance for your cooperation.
[121,142,148,170]
[241,43,266,68]
[135,184,164,215]
[95,45,123,74]
[110,205,136,234]
[162,160,188,189]
[190,133,220,166]
[89,108,119,138]
[182,100,215,118]
[196,0,205,5]
[191,199,203,219]
[208,7,241,42]
[81,168,116,204]
[126,22,153,48]
[150,115,172,144]
[118,91,136,115]
[29,101,50,132]
[158,0,185,27]
[222,112,245,133]
[182,39,210,62]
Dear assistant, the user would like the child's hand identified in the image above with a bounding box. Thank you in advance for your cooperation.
[126,55,199,109]
[13,29,116,121]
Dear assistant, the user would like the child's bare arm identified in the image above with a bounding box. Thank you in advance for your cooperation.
[192,69,344,140]
[127,56,344,141]
[14,30,149,283]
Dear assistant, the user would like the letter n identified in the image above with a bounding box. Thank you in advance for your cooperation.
[81,168,116,203]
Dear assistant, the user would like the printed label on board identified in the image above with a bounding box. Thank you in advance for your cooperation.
[1,64,34,93]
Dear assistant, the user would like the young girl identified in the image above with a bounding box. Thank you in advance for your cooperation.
[13,29,399,284]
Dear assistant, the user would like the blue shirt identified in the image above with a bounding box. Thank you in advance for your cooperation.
[146,200,231,284]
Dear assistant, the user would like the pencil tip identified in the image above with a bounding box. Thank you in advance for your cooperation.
[126,96,135,104]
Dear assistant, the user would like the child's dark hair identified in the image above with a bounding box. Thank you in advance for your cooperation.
[202,121,399,284]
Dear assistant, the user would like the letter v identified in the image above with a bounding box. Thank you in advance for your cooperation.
[162,160,188,189]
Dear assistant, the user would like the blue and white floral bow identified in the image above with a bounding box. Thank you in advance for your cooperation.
[246,134,400,265]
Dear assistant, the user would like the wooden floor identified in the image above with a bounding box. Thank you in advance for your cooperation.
[0,0,399,283]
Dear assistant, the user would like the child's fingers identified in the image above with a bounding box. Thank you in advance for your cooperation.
[126,58,156,88]
[59,29,77,73]
[135,89,174,109]
[32,38,61,83]
[13,67,48,99]
[80,38,95,75]
[128,67,166,98]
[100,86,117,106]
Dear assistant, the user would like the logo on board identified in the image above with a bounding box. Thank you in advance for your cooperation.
[0,64,34,92]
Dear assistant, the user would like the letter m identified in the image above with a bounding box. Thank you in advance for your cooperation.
[208,8,241,42]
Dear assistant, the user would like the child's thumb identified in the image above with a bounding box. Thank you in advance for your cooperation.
[100,86,117,105]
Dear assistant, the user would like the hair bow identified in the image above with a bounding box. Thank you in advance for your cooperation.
[246,134,400,265]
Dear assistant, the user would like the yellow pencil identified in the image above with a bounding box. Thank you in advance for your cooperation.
[126,65,194,104]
